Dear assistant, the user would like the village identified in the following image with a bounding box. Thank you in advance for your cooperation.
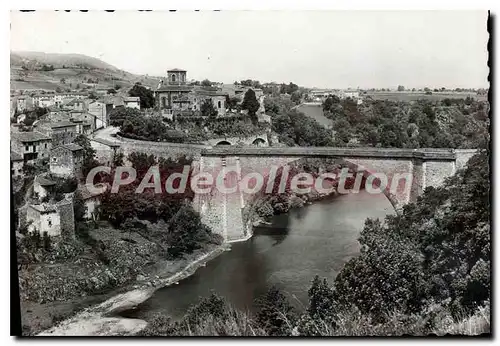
[10,65,371,242]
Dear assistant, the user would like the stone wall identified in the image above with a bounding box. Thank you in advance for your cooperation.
[90,140,120,165]
[50,148,79,177]
[116,134,209,160]
[57,198,75,240]
[455,149,479,171]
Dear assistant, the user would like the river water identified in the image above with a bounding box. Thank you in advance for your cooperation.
[130,190,394,319]
[295,103,334,128]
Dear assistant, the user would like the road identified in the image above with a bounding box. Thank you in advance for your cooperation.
[92,126,121,144]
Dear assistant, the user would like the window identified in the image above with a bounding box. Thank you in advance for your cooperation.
[172,74,176,82]
[45,143,47,149]
[218,101,222,109]
[52,157,57,162]
[25,145,29,151]
[48,219,52,227]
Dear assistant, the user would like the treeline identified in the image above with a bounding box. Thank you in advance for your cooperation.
[323,96,489,148]
[139,149,490,336]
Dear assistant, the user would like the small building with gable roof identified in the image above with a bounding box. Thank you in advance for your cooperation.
[50,143,84,178]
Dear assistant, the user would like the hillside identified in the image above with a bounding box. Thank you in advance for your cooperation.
[10,51,162,92]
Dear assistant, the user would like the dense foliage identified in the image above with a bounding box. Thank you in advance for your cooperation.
[241,88,260,124]
[128,82,155,109]
[272,109,334,147]
[333,148,490,320]
[323,96,489,148]
[110,103,268,143]
[109,108,189,143]
[97,153,221,259]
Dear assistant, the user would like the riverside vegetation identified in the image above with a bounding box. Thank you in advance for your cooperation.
[137,147,490,336]
[16,140,222,335]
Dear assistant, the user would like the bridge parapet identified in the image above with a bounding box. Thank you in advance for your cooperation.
[201,147,457,160]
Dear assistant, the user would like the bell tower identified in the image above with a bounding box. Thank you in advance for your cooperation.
[166,68,187,85]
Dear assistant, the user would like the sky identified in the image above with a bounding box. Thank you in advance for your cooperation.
[10,10,489,89]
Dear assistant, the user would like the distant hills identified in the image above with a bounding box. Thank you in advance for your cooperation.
[10,51,161,92]
[11,51,120,70]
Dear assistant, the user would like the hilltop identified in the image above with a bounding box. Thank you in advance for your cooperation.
[10,51,162,92]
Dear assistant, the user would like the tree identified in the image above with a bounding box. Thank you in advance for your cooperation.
[166,205,217,258]
[201,99,217,119]
[256,286,297,336]
[201,79,212,87]
[112,152,124,167]
[241,88,260,124]
[307,276,336,322]
[290,91,302,105]
[397,85,405,91]
[225,95,240,111]
[240,79,253,87]
[128,83,155,108]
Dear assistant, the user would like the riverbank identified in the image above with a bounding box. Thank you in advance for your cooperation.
[36,243,229,336]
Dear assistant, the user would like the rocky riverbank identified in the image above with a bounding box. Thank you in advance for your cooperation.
[36,244,229,336]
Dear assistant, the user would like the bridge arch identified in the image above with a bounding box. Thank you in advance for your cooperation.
[240,156,399,236]
[215,140,232,146]
[252,137,267,146]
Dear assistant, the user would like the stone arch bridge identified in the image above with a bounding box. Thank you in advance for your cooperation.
[193,147,477,243]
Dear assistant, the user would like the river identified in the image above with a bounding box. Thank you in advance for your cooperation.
[126,190,394,320]
[295,103,334,128]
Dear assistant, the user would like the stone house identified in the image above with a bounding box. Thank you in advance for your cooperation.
[90,137,121,165]
[191,89,227,116]
[65,99,87,112]
[26,197,75,239]
[77,184,105,220]
[33,175,56,199]
[11,131,52,163]
[54,91,88,106]
[11,151,24,178]
[50,143,84,178]
[35,120,79,146]
[26,203,61,236]
[16,96,33,112]
[88,100,111,129]
[124,96,141,109]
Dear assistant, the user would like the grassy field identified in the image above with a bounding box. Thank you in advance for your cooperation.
[11,67,161,92]
[364,92,488,102]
